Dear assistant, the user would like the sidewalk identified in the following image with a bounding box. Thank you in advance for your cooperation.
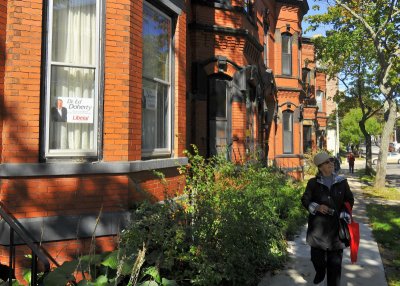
[258,165,388,286]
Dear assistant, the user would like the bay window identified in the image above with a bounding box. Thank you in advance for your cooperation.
[45,0,101,157]
[142,2,172,157]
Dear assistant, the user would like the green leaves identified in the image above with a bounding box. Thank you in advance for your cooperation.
[340,108,383,145]
[43,261,77,285]
[42,149,306,286]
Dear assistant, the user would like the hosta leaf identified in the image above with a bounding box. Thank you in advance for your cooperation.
[101,251,120,269]
[143,266,161,283]
[137,281,159,286]
[161,278,178,286]
[43,261,78,285]
[94,275,109,285]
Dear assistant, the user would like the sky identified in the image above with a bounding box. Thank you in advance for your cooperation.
[302,0,332,38]
[301,0,346,90]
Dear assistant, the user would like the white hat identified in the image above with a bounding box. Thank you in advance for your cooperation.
[313,152,331,167]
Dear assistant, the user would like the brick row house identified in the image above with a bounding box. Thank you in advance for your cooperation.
[0,0,330,282]
[188,0,329,179]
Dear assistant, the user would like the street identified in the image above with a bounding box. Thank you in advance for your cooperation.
[352,159,400,188]
[383,164,400,188]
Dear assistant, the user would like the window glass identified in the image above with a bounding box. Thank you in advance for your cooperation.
[263,43,267,66]
[303,125,312,153]
[283,110,293,153]
[46,0,99,156]
[282,34,292,75]
[316,90,324,111]
[142,3,172,156]
[209,80,226,118]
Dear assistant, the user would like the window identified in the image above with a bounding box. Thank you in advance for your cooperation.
[303,125,312,153]
[298,46,301,77]
[282,33,292,75]
[142,3,172,157]
[243,0,255,19]
[45,0,101,157]
[283,110,293,153]
[316,90,324,111]
[302,68,311,97]
[263,43,267,67]
[208,78,230,158]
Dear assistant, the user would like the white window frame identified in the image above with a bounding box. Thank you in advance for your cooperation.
[44,0,102,158]
[142,2,173,158]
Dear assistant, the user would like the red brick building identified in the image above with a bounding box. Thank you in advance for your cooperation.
[0,0,329,282]
[188,0,327,179]
[0,0,187,280]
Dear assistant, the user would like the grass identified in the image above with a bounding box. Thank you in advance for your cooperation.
[362,186,400,201]
[353,168,400,285]
[366,204,400,286]
[354,167,400,201]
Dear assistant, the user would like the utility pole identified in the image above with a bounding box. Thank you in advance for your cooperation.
[335,102,340,157]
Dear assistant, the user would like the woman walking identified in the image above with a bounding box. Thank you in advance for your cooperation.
[301,152,354,285]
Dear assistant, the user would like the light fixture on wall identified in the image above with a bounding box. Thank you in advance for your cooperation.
[286,24,290,31]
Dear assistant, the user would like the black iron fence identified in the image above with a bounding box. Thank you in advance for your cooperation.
[0,202,51,285]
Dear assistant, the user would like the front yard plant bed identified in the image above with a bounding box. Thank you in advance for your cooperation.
[44,147,307,286]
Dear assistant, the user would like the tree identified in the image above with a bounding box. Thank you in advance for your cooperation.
[340,108,382,147]
[306,0,400,185]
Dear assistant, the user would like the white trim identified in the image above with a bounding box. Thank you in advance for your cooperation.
[142,2,173,157]
[44,0,102,158]
[160,0,182,15]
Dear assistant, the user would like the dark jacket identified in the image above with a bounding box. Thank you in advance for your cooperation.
[51,107,68,122]
[301,174,354,250]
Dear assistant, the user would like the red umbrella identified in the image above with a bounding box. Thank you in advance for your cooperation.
[345,202,360,263]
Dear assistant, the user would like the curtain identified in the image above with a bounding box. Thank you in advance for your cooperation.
[49,0,96,151]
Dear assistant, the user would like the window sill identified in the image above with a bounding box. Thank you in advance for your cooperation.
[0,157,188,178]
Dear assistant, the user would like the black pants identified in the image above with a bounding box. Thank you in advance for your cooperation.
[311,247,343,286]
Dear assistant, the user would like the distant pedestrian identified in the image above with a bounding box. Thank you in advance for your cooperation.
[347,152,355,174]
[302,152,354,286]
[334,156,341,173]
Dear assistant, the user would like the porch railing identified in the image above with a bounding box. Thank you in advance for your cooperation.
[0,202,51,285]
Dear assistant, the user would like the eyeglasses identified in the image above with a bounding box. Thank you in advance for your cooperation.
[319,158,335,166]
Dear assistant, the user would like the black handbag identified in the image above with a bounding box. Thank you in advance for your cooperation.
[338,218,350,247]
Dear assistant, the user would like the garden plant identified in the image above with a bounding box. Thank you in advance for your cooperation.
[42,146,307,285]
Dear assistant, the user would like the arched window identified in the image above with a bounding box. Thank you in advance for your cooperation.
[282,33,292,75]
[283,110,293,153]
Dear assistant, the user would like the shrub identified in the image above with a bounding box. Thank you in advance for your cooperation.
[42,147,307,286]
[121,146,307,285]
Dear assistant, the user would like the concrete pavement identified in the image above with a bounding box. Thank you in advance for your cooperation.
[258,164,388,286]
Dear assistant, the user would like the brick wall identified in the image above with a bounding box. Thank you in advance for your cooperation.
[103,0,133,161]
[0,0,6,160]
[174,8,187,157]
[2,0,42,163]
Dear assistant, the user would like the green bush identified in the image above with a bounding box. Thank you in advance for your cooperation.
[42,147,307,286]
[121,146,307,285]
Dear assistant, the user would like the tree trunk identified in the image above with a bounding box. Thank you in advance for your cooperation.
[374,100,397,188]
[359,120,373,175]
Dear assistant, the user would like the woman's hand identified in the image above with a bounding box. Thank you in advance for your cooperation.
[317,204,334,215]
